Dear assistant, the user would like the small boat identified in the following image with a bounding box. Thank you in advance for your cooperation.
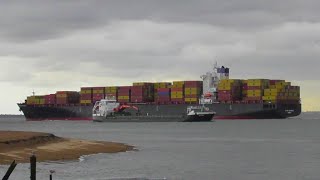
[184,105,216,122]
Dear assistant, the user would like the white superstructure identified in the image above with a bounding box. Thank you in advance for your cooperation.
[92,95,119,119]
[200,62,230,104]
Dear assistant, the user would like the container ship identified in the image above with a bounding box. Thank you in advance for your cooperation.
[18,64,301,121]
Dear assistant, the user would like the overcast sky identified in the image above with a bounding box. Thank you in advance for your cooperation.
[0,0,319,114]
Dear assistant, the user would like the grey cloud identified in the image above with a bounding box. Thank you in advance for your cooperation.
[0,1,319,89]
[0,0,319,42]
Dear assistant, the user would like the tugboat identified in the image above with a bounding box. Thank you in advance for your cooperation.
[185,94,216,122]
[184,104,216,122]
[92,95,215,122]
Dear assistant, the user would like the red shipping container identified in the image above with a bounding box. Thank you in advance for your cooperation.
[131,91,144,96]
[56,98,67,104]
[185,94,198,98]
[244,97,262,101]
[171,98,184,102]
[218,90,231,94]
[118,92,130,96]
[118,99,130,103]
[269,80,284,85]
[171,88,183,92]
[118,86,131,90]
[93,94,104,101]
[93,93,104,97]
[81,94,92,99]
[118,90,130,94]
[185,81,203,87]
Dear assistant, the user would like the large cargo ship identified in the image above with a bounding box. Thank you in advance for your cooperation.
[18,64,301,121]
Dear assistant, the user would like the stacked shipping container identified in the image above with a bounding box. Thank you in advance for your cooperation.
[262,80,300,103]
[25,78,300,106]
[154,82,171,104]
[56,91,80,104]
[218,79,242,101]
[171,81,184,103]
[26,96,45,105]
[155,88,171,103]
[184,81,202,103]
[244,79,269,101]
[105,86,118,98]
[80,87,92,104]
[118,86,131,103]
[154,82,171,89]
[44,94,56,105]
[92,87,105,103]
[131,83,154,103]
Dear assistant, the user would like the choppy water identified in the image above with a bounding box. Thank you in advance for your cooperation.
[0,113,320,180]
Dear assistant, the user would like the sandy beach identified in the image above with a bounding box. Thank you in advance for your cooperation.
[0,131,134,165]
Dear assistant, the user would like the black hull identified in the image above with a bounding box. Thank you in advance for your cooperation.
[211,103,301,119]
[18,102,301,121]
[183,114,215,122]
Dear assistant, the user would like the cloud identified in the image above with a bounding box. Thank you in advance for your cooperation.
[0,0,319,42]
[1,19,319,87]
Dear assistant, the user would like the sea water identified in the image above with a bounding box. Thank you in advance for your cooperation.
[0,113,320,180]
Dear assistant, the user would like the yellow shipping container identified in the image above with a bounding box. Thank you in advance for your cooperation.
[218,85,231,91]
[27,96,37,105]
[220,79,241,84]
[173,81,185,85]
[80,90,92,94]
[133,82,153,86]
[262,96,277,101]
[264,91,278,96]
[39,99,45,105]
[172,84,184,88]
[118,96,130,100]
[241,80,248,84]
[171,91,183,96]
[248,79,269,87]
[105,86,118,90]
[80,100,92,104]
[105,89,117,93]
[247,90,263,97]
[171,94,183,98]
[275,84,284,90]
[184,88,200,94]
[275,81,286,86]
[185,98,197,102]
[264,88,278,93]
[93,90,104,94]
[159,84,167,88]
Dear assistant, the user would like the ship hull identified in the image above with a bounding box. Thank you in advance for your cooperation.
[211,103,301,120]
[18,102,301,121]
[183,113,215,122]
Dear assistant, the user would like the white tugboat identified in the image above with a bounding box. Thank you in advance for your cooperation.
[184,103,216,122]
